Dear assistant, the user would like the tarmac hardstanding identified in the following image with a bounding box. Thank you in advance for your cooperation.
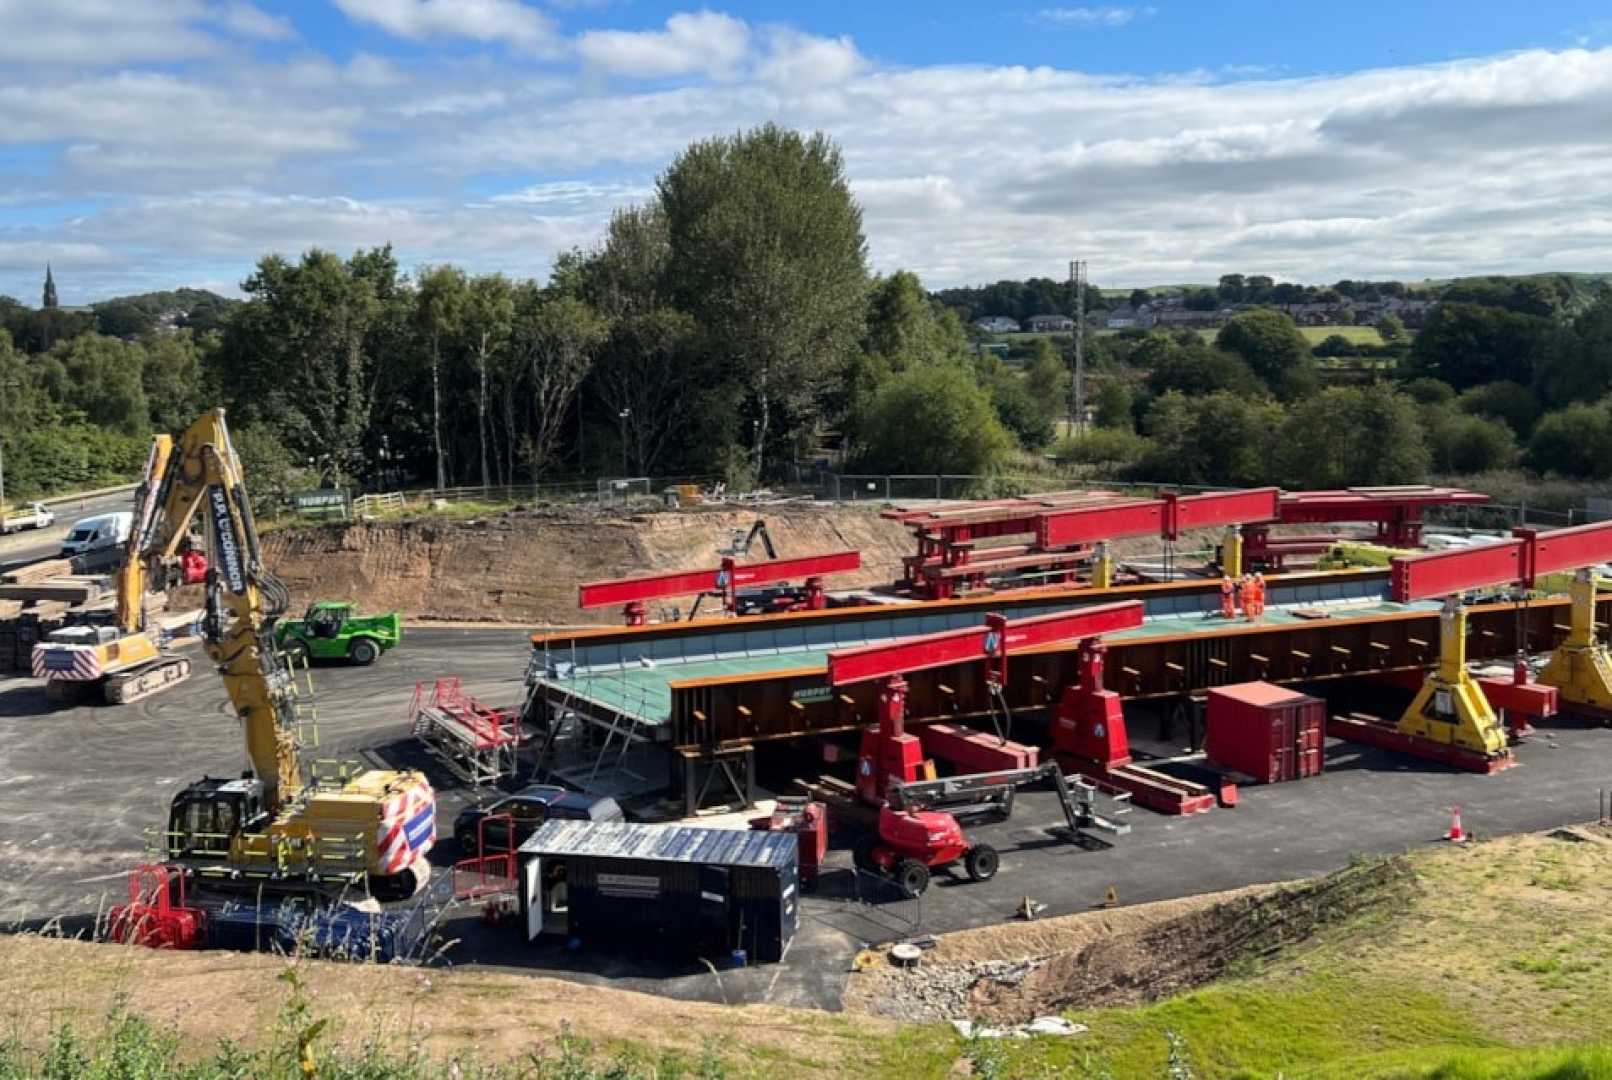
[3,626,1610,1012]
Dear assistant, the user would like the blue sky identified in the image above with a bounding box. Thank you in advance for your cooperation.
[2,1,1610,303]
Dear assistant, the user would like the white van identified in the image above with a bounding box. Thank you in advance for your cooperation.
[59,511,133,557]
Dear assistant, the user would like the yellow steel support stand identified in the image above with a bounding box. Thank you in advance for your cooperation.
[1092,542,1113,589]
[1221,526,1243,579]
[1397,597,1509,757]
[1539,569,1612,719]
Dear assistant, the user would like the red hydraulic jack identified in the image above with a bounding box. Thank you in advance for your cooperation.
[1050,637,1220,814]
[829,601,1147,805]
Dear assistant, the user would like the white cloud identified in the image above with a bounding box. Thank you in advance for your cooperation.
[332,0,561,55]
[209,2,296,41]
[0,0,294,64]
[577,11,750,79]
[757,28,865,88]
[6,27,1612,299]
[1037,6,1156,28]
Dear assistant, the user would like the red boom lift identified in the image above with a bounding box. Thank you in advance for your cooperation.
[1326,521,1612,771]
[824,602,1142,894]
[578,550,862,625]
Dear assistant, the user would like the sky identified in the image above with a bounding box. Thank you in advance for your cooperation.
[2,1,1611,304]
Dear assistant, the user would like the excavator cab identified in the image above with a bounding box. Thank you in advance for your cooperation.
[166,777,265,861]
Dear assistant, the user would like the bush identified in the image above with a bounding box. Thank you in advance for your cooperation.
[1439,413,1518,474]
[1402,376,1457,405]
[1053,427,1151,470]
[1457,380,1540,436]
[1313,334,1359,358]
[856,363,1013,474]
[1525,403,1612,478]
[1275,385,1429,488]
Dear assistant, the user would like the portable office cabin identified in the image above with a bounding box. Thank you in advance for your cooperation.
[518,821,799,964]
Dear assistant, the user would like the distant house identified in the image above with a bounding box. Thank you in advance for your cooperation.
[1105,305,1155,330]
[1026,314,1076,332]
[973,315,1021,333]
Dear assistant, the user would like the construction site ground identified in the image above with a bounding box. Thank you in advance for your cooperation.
[5,824,1612,1078]
[7,626,1612,1022]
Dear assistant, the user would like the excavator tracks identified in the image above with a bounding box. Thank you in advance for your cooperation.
[105,657,193,704]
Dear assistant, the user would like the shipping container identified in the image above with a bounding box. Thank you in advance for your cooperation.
[1205,681,1325,783]
[518,821,799,964]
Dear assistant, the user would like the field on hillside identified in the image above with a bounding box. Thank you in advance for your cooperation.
[5,826,1612,1078]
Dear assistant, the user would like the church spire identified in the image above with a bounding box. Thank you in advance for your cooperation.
[42,264,57,309]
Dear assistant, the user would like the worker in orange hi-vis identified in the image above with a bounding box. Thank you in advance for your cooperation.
[1220,576,1237,619]
[1252,572,1267,619]
[1240,573,1257,622]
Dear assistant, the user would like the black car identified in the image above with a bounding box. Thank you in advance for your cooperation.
[453,784,624,855]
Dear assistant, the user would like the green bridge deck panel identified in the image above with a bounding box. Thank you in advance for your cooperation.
[547,598,1440,728]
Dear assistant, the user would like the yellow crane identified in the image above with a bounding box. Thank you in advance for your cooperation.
[37,409,436,899]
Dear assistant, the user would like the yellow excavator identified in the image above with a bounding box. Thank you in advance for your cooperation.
[31,435,194,703]
[37,409,436,899]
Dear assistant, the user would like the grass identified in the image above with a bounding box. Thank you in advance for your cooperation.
[1188,324,1392,346]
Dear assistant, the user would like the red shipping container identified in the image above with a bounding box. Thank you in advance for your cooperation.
[1205,682,1325,784]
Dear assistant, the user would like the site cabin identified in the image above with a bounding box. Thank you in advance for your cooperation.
[0,501,54,535]
[518,820,800,965]
[274,601,401,666]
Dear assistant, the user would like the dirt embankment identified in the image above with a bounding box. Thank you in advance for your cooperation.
[845,856,1414,1024]
[261,503,917,625]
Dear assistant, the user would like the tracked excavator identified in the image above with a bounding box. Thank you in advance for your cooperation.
[31,435,198,703]
[41,409,436,901]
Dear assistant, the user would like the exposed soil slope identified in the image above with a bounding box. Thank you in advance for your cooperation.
[262,503,916,625]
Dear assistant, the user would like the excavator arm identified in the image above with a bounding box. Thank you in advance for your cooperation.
[142,409,303,808]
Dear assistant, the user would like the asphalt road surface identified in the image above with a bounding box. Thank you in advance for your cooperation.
[3,625,1611,1012]
[0,489,137,571]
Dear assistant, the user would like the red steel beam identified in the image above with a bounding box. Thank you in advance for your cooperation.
[579,550,861,608]
[1390,539,1525,602]
[1524,520,1612,580]
[827,600,1144,686]
[1392,519,1612,602]
[1166,487,1280,539]
[1036,499,1164,550]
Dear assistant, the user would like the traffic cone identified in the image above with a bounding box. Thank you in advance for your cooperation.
[1446,805,1465,843]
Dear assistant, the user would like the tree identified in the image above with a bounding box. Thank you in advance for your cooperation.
[48,333,150,436]
[1536,288,1612,407]
[1275,385,1429,488]
[659,124,869,478]
[1024,339,1070,427]
[462,274,515,488]
[582,205,706,477]
[1140,391,1282,487]
[1215,309,1316,399]
[1375,313,1406,344]
[1427,410,1516,474]
[1093,380,1132,429]
[1526,404,1612,479]
[864,271,962,369]
[512,290,607,478]
[987,369,1053,449]
[140,330,211,432]
[1456,381,1540,437]
[1140,335,1264,399]
[231,423,316,516]
[856,364,1011,474]
[1313,334,1358,358]
[217,248,387,484]
[1408,302,1553,390]
[414,265,468,490]
[1217,274,1245,303]
[1402,376,1456,405]
[1128,288,1150,309]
